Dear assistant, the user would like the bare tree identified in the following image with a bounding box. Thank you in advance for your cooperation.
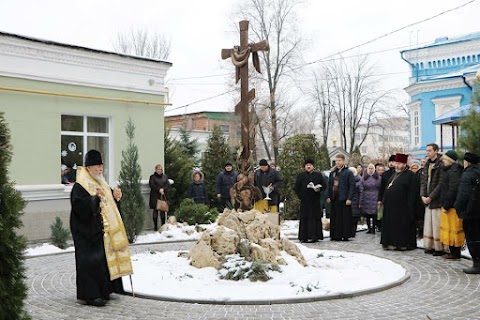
[326,55,394,153]
[303,69,335,145]
[113,27,171,60]
[233,0,304,161]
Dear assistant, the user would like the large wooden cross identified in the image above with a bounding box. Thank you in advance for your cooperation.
[222,20,269,170]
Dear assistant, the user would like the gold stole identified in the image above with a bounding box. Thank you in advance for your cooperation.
[76,166,133,280]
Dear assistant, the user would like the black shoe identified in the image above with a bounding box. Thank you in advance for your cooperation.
[432,251,445,256]
[86,298,107,307]
[299,239,307,243]
[424,249,435,254]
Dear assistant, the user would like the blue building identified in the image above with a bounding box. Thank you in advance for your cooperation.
[401,32,480,156]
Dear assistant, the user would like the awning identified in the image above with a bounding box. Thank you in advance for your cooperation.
[432,104,479,125]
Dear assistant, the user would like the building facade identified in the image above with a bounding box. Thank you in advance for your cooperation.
[165,111,241,156]
[0,32,171,240]
[401,32,480,156]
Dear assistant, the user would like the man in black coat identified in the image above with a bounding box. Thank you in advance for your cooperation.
[216,162,238,211]
[70,150,131,307]
[294,159,326,243]
[326,154,354,241]
[254,159,284,212]
[381,153,418,250]
[454,152,480,274]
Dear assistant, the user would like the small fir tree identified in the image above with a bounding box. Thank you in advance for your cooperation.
[178,126,200,164]
[201,125,233,208]
[0,112,30,319]
[350,145,362,166]
[318,144,331,170]
[118,118,145,243]
[164,128,195,212]
[277,134,323,220]
[50,217,70,249]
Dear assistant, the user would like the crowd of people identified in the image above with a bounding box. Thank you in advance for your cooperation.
[70,146,480,307]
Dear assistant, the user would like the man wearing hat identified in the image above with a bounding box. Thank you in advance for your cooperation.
[216,161,238,211]
[254,159,284,213]
[294,159,326,243]
[376,155,397,232]
[70,150,133,306]
[381,153,418,250]
[421,143,445,256]
[455,152,480,274]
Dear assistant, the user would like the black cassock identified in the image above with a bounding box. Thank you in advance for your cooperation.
[70,183,124,301]
[381,169,418,249]
[294,171,326,242]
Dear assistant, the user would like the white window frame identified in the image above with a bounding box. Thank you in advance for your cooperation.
[61,115,113,183]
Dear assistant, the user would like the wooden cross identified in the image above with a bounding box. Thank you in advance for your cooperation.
[222,20,269,170]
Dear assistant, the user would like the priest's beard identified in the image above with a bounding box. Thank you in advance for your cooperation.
[91,172,108,188]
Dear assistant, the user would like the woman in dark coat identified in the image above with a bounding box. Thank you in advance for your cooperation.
[349,167,364,237]
[188,170,209,205]
[149,164,170,231]
[294,160,326,243]
[361,163,381,234]
[439,151,463,260]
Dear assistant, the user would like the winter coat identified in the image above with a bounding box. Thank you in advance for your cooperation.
[216,170,238,199]
[294,170,326,218]
[361,171,381,216]
[454,165,480,219]
[326,166,355,202]
[188,170,209,205]
[378,167,394,202]
[351,175,364,217]
[254,167,284,205]
[149,172,169,209]
[420,155,444,209]
[440,163,462,210]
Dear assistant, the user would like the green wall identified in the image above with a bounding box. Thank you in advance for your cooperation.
[0,76,167,185]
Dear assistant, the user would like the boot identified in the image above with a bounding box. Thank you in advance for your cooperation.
[371,217,376,234]
[366,218,373,233]
[463,258,480,274]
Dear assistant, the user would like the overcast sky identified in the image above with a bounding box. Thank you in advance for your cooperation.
[1,0,479,116]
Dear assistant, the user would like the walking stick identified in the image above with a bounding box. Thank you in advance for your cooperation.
[129,275,135,298]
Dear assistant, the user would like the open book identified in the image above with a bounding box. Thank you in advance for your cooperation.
[307,182,322,189]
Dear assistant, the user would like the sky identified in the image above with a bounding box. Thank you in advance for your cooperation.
[1,0,479,116]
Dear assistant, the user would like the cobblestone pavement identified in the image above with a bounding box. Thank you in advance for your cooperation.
[25,233,480,320]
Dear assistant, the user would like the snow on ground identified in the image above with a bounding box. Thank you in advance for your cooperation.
[24,243,75,256]
[121,245,406,302]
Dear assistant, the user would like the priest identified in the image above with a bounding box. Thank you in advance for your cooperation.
[380,153,418,250]
[70,149,133,306]
[294,159,326,243]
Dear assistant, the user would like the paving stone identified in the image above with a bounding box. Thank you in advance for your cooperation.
[24,232,480,320]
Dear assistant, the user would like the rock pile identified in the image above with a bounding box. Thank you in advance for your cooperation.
[187,209,307,271]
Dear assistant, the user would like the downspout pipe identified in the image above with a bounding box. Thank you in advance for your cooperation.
[401,52,417,82]
[462,75,472,90]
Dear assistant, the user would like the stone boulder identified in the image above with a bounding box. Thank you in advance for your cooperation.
[210,226,239,256]
[218,210,246,238]
[281,237,307,267]
[250,243,277,264]
[245,214,280,244]
[188,232,222,269]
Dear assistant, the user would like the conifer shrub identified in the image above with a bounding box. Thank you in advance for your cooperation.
[50,217,70,249]
[0,112,30,319]
[174,198,219,225]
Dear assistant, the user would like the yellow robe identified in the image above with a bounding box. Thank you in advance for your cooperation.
[76,166,133,280]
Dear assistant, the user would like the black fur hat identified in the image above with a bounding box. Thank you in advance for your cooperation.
[84,149,103,166]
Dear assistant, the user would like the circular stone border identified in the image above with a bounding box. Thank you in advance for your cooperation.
[126,250,411,305]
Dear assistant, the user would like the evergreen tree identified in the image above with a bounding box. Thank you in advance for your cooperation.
[50,217,70,249]
[164,128,195,213]
[277,134,322,220]
[178,126,199,163]
[0,112,30,319]
[459,79,480,154]
[201,125,233,208]
[118,118,145,243]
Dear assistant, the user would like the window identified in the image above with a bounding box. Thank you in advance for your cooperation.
[61,115,110,183]
[219,124,230,133]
